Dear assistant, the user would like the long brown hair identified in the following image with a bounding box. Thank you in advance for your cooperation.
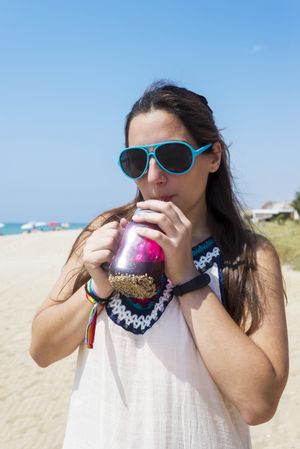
[60,80,284,335]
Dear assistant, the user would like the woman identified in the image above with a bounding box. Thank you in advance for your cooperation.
[30,81,289,449]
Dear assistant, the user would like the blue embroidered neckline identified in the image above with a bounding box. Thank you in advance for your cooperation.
[192,236,215,257]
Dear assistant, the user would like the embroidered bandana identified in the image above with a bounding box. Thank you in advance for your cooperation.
[106,237,225,335]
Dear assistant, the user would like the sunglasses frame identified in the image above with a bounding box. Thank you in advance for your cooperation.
[118,140,213,180]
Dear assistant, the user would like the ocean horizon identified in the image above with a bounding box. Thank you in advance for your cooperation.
[0,223,87,236]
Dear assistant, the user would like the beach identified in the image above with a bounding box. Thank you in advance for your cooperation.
[0,230,299,449]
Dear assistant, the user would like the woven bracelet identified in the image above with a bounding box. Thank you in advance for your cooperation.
[85,279,112,305]
[84,279,114,349]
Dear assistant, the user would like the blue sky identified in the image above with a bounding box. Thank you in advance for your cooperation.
[0,0,299,222]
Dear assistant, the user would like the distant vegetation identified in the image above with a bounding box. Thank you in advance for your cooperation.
[255,221,300,271]
[291,190,300,216]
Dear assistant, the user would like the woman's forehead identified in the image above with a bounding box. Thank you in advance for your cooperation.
[128,110,194,147]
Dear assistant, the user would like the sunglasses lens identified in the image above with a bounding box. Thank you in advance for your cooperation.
[156,143,192,173]
[120,148,147,178]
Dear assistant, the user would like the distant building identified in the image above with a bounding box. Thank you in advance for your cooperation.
[245,201,295,223]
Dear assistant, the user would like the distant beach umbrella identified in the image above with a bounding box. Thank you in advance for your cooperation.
[0,223,5,228]
[48,221,59,228]
[61,222,70,228]
[35,221,47,227]
[21,222,35,230]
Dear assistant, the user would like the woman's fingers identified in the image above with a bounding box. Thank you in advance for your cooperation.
[83,248,116,269]
[90,221,120,239]
[135,226,168,249]
[86,223,121,249]
[86,234,120,253]
[84,235,120,259]
[138,199,192,234]
[132,211,175,236]
[133,200,182,236]
[136,200,180,219]
[120,217,129,228]
[83,221,123,271]
[134,200,195,284]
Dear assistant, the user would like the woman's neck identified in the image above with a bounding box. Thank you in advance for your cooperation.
[185,199,212,246]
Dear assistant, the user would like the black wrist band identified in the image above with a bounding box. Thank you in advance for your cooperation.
[84,282,113,305]
[173,273,210,297]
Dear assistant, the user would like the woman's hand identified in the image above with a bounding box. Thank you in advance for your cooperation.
[133,200,198,285]
[83,218,128,296]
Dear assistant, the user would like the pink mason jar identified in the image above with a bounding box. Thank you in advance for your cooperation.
[108,209,165,299]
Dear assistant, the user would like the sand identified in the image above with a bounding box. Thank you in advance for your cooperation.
[0,230,298,449]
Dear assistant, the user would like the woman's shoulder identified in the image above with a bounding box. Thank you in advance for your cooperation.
[243,232,283,298]
[246,231,279,262]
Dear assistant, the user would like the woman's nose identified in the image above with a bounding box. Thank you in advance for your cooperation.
[147,155,166,183]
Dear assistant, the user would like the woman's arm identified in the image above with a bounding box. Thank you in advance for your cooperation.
[30,217,126,367]
[132,200,289,426]
[178,241,289,426]
[29,259,108,367]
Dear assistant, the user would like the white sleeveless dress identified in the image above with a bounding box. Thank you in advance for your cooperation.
[62,238,252,449]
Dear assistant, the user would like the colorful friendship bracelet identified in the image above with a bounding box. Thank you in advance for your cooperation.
[85,278,112,305]
[84,279,113,349]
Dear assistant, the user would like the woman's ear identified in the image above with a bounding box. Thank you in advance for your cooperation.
[209,142,222,173]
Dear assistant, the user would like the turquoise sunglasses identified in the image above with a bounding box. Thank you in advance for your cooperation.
[118,140,212,180]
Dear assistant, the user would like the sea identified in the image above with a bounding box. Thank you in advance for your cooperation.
[0,223,87,236]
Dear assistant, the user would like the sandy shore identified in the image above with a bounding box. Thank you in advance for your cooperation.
[0,230,299,449]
